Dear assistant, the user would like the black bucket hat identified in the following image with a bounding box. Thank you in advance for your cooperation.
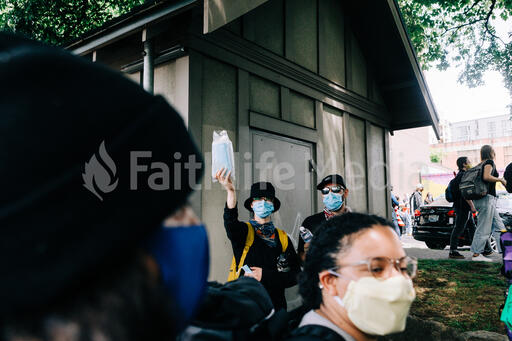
[317,174,346,190]
[243,182,281,212]
[0,33,203,316]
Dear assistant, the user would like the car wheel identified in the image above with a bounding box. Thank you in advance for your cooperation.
[489,235,499,253]
[425,241,447,250]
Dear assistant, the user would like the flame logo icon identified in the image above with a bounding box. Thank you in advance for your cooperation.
[82,141,119,201]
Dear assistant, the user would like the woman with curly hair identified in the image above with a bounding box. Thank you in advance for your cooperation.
[287,213,417,341]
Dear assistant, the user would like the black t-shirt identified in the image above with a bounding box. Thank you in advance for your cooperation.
[297,212,327,254]
[482,160,499,197]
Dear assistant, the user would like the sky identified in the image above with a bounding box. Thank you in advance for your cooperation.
[423,16,511,124]
[424,69,509,123]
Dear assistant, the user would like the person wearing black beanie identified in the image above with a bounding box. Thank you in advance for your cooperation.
[0,33,208,341]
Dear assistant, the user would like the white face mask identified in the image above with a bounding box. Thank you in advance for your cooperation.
[334,275,416,336]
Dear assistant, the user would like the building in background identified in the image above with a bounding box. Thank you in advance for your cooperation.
[431,114,512,171]
[429,119,451,144]
[450,114,512,142]
[67,0,439,284]
[420,163,454,199]
[389,127,430,201]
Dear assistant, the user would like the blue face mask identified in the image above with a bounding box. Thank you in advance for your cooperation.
[323,192,343,211]
[145,224,209,331]
[252,200,274,218]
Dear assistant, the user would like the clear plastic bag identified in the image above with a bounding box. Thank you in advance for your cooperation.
[212,130,235,182]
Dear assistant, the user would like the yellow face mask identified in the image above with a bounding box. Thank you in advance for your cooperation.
[334,276,416,336]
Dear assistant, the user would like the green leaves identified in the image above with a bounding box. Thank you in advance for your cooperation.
[398,0,512,115]
[0,0,146,45]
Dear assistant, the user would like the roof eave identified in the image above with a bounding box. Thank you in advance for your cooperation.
[66,0,197,55]
[386,0,440,140]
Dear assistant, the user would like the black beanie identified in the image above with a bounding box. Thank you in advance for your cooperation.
[0,33,203,316]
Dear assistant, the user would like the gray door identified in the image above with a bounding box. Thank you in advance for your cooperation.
[251,130,314,310]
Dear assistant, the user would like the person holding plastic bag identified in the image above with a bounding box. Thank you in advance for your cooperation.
[216,168,300,311]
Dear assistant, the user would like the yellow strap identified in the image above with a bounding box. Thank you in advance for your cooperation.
[277,228,288,253]
[227,222,254,281]
[227,223,289,281]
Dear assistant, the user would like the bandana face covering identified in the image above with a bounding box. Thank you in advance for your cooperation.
[145,224,210,331]
[250,220,277,247]
[334,276,416,336]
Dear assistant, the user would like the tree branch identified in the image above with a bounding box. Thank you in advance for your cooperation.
[441,18,486,36]
[483,0,506,44]
[463,0,482,16]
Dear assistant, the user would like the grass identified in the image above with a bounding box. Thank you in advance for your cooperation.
[411,259,508,333]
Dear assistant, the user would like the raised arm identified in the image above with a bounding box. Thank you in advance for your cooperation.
[216,168,236,208]
[216,168,247,243]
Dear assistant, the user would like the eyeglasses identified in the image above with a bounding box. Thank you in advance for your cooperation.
[328,256,418,279]
[321,185,343,195]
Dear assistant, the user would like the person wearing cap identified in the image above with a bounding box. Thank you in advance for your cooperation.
[216,168,300,311]
[409,183,424,214]
[297,174,351,262]
[0,33,208,340]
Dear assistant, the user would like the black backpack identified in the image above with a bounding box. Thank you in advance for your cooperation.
[178,277,290,341]
[446,172,464,203]
[445,178,456,202]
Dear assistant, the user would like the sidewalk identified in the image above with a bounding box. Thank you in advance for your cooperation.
[401,235,502,263]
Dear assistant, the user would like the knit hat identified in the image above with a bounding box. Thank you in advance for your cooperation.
[0,33,203,316]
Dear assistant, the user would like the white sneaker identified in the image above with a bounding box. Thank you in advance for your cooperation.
[472,254,494,262]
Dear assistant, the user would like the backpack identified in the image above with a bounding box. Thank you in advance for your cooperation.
[459,162,491,200]
[228,222,289,282]
[178,277,290,341]
[445,179,455,202]
[445,172,463,203]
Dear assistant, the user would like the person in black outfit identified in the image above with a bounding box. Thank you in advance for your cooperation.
[448,157,478,259]
[298,174,350,262]
[216,168,300,311]
[0,33,207,341]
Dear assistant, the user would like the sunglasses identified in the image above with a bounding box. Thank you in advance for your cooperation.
[321,185,343,195]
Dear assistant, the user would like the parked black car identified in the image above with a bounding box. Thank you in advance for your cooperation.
[413,191,512,250]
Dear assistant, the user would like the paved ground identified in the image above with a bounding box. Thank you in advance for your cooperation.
[401,235,502,263]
